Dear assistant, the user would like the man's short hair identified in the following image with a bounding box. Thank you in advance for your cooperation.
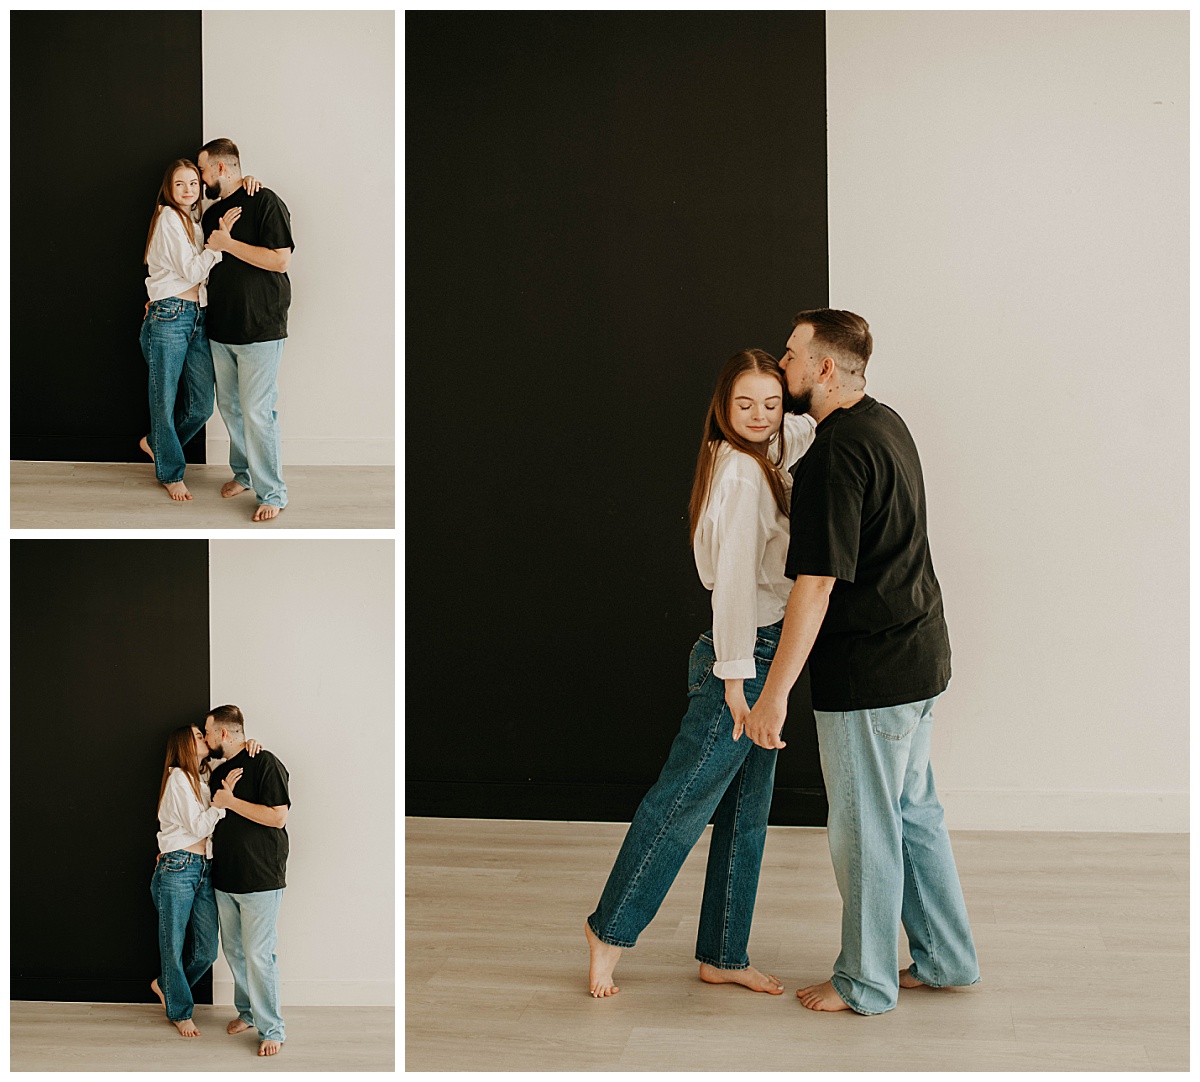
[200,138,241,169]
[208,704,245,734]
[793,308,872,381]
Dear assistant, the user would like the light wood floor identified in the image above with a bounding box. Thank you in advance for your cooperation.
[406,817,1188,1072]
[10,461,394,529]
[9,1003,394,1071]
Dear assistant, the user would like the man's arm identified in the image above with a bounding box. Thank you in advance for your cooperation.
[743,574,835,748]
[212,788,289,828]
[206,234,291,273]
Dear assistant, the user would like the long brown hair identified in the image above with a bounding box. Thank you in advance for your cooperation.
[144,159,203,264]
[687,349,791,544]
[157,725,203,813]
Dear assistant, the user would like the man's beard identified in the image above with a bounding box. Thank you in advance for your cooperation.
[205,182,222,200]
[788,388,813,415]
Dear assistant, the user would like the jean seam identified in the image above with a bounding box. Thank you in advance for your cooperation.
[901,836,939,985]
[604,699,723,941]
[718,755,750,966]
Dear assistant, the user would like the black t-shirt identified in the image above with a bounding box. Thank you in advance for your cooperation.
[786,396,951,711]
[201,187,295,345]
[208,748,291,893]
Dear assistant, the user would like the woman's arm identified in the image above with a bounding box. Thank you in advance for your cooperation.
[150,207,221,286]
[781,413,817,470]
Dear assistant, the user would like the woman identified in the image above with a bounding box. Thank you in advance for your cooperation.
[139,160,258,502]
[585,348,816,998]
[150,724,259,1036]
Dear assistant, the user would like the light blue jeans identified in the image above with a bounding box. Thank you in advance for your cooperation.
[588,623,781,968]
[814,696,979,1014]
[215,888,285,1043]
[210,338,287,508]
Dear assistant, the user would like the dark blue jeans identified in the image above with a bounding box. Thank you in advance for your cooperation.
[150,850,219,1022]
[588,622,781,968]
[139,298,215,484]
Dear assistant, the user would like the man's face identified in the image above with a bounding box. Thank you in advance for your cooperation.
[780,322,819,414]
[203,715,224,753]
[197,151,222,199]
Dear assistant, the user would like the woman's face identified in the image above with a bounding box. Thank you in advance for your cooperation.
[171,167,201,210]
[728,371,784,445]
[191,726,208,764]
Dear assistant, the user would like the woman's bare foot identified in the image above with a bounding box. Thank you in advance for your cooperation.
[150,978,165,1009]
[259,1040,282,1056]
[139,436,154,461]
[584,921,622,997]
[221,480,249,498]
[252,504,282,521]
[227,1018,252,1035]
[797,979,853,1012]
[173,1018,201,1037]
[899,968,924,989]
[164,481,192,502]
[699,962,784,994]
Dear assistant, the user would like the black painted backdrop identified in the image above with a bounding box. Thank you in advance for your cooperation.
[10,11,206,463]
[407,12,829,824]
[11,541,211,1003]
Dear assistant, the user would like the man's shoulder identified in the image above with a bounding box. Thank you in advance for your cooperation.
[253,749,289,775]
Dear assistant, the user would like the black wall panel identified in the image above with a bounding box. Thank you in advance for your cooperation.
[10,12,205,463]
[11,541,211,1003]
[406,12,829,824]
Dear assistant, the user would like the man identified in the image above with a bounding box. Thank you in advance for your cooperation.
[204,704,292,1056]
[198,138,294,522]
[744,309,979,1016]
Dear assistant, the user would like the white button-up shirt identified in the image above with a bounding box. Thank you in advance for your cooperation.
[144,206,222,306]
[156,767,225,858]
[693,413,817,679]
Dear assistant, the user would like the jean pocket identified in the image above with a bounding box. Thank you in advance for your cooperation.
[687,638,716,696]
[150,304,181,322]
[869,701,923,741]
[159,854,189,873]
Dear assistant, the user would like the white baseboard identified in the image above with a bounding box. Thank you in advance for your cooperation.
[939,789,1188,832]
[205,437,393,465]
[213,979,393,1007]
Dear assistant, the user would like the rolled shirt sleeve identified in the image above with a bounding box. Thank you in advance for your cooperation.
[161,768,225,838]
[710,476,764,679]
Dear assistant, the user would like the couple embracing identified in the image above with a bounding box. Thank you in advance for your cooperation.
[150,706,291,1056]
[586,309,980,1015]
[140,138,293,521]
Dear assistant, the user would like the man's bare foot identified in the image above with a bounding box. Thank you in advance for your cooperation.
[699,962,784,994]
[259,1040,282,1056]
[139,436,154,461]
[227,1018,252,1035]
[173,1018,201,1037]
[797,979,853,1012]
[221,480,249,498]
[252,504,282,522]
[164,481,192,502]
[899,968,924,989]
[584,921,622,997]
[150,978,165,1009]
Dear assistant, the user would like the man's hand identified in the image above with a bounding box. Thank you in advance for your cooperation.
[744,694,788,750]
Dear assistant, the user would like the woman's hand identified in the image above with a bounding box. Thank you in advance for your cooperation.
[213,766,244,807]
[205,207,241,252]
[241,175,262,196]
[246,739,263,757]
[725,679,751,742]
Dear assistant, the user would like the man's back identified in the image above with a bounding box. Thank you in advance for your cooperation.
[786,395,951,710]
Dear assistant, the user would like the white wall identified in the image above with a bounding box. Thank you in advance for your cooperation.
[202,10,394,465]
[825,11,1188,830]
[209,540,394,1005]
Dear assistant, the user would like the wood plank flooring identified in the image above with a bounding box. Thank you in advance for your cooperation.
[10,1003,394,1071]
[406,818,1188,1072]
[10,461,393,529]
